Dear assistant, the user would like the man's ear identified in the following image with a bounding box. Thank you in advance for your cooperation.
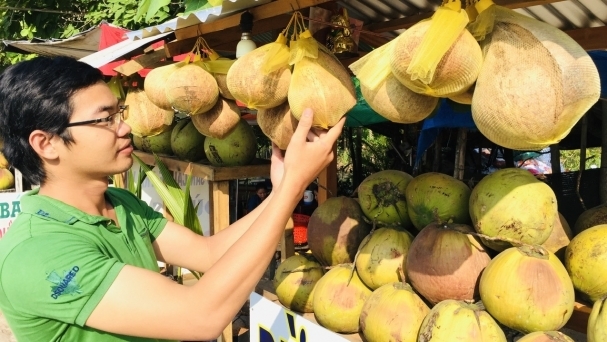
[29,130,59,161]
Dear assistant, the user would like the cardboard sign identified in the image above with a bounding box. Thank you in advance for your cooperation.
[249,292,349,342]
[0,191,23,239]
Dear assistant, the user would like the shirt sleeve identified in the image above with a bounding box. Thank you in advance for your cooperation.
[111,188,168,242]
[1,234,125,326]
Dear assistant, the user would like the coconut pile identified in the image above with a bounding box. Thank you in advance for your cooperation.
[273,167,607,341]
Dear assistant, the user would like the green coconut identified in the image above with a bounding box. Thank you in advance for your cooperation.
[307,197,371,266]
[312,264,372,334]
[272,254,324,313]
[141,123,174,155]
[360,282,429,342]
[469,168,557,251]
[132,134,144,151]
[574,203,607,235]
[203,118,257,167]
[170,119,206,161]
[565,224,607,302]
[357,170,414,229]
[405,172,471,230]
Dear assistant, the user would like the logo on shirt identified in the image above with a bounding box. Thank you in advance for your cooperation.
[46,266,82,299]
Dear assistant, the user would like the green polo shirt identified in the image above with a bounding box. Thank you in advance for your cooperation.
[0,187,175,342]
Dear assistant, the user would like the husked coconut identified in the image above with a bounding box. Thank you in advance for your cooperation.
[165,62,219,115]
[214,74,234,100]
[256,102,298,150]
[191,98,241,139]
[390,20,483,98]
[124,88,174,137]
[289,45,356,129]
[448,83,476,105]
[471,8,600,150]
[226,44,291,109]
[144,63,181,110]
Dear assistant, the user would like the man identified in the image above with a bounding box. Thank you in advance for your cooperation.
[246,182,268,213]
[0,56,345,342]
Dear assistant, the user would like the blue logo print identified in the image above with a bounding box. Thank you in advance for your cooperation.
[46,266,82,299]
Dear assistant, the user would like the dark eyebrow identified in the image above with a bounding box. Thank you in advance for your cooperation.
[93,103,119,116]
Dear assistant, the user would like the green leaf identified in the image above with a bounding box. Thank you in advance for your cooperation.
[184,0,222,16]
[153,154,184,206]
[145,0,171,22]
[134,0,151,22]
[183,172,203,235]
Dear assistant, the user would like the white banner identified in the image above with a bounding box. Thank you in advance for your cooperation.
[249,292,349,342]
[0,191,23,239]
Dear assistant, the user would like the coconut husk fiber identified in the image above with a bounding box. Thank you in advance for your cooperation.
[470,7,601,150]
[214,74,235,100]
[257,102,298,150]
[191,98,241,139]
[124,88,174,137]
[165,62,219,115]
[144,62,181,110]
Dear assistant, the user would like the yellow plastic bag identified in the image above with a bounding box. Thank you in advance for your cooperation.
[261,33,290,74]
[468,0,498,41]
[349,38,398,92]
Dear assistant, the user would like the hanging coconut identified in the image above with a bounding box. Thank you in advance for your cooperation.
[312,264,372,334]
[165,62,219,115]
[357,170,414,229]
[407,223,491,304]
[540,212,572,261]
[226,44,291,109]
[479,245,575,333]
[191,98,241,139]
[517,331,575,342]
[390,20,483,98]
[417,300,506,342]
[470,4,600,150]
[203,119,257,167]
[359,282,429,342]
[256,102,298,150]
[141,122,175,155]
[170,119,206,162]
[565,224,607,302]
[124,88,174,137]
[355,227,414,290]
[574,203,607,235]
[214,74,234,100]
[588,295,607,342]
[469,168,557,251]
[288,45,356,129]
[405,172,471,231]
[307,197,371,266]
[272,254,324,313]
[448,83,476,105]
[144,63,181,110]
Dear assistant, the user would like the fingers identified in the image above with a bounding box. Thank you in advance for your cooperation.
[292,108,314,142]
[324,117,346,143]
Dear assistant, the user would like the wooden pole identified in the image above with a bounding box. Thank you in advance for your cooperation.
[453,128,468,181]
[550,144,561,175]
[577,114,588,211]
[601,99,607,204]
[432,130,442,172]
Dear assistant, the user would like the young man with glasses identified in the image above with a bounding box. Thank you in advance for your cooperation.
[0,56,345,341]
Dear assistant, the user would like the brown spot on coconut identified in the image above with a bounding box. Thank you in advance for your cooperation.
[288,45,356,129]
[390,20,483,98]
[226,44,291,109]
[541,212,572,261]
[361,73,438,124]
[165,62,219,115]
[256,102,298,150]
[214,73,235,100]
[191,98,241,139]
[307,197,371,266]
[144,63,181,110]
[357,170,414,229]
[124,88,174,137]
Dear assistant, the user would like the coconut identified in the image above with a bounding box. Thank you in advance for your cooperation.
[144,63,180,110]
[312,264,372,333]
[357,170,414,229]
[418,300,506,342]
[165,62,219,115]
[574,203,607,235]
[214,74,234,100]
[479,246,575,333]
[203,118,257,167]
[448,83,476,105]
[0,151,8,169]
[0,169,14,190]
[565,224,607,302]
[407,223,491,304]
[390,20,483,97]
[141,124,174,155]
[132,134,144,151]
[307,197,371,266]
[170,119,206,161]
[359,282,429,342]
[124,88,174,137]
[517,331,574,342]
[226,44,291,109]
[588,296,607,342]
[355,227,415,290]
[256,102,298,150]
[541,212,572,261]
[272,254,324,313]
[191,98,241,139]
[405,172,471,231]
[288,45,356,129]
[469,168,557,251]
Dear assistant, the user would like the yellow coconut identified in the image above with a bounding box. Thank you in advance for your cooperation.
[565,224,607,302]
[226,44,291,109]
[124,88,174,137]
[0,152,8,169]
[588,296,607,342]
[191,98,241,139]
[288,45,356,129]
[144,63,181,110]
[256,102,298,150]
[518,331,574,342]
[0,168,14,190]
[390,20,483,98]
[165,62,219,115]
[272,254,324,313]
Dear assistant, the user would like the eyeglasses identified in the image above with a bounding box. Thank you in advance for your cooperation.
[66,105,129,130]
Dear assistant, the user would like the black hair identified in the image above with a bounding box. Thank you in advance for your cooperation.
[255,182,268,191]
[0,56,104,185]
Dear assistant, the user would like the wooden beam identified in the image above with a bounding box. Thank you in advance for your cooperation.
[565,26,607,51]
[174,0,336,40]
